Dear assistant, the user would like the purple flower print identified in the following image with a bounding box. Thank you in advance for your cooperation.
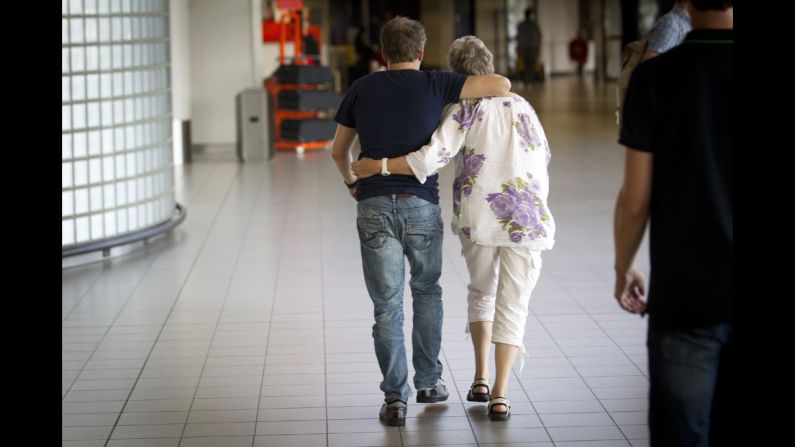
[488,175,551,244]
[452,102,484,131]
[452,147,486,216]
[533,222,548,238]
[464,154,485,176]
[516,113,542,150]
[503,101,512,108]
[506,186,523,201]
[437,147,451,165]
[512,204,534,227]
[488,193,515,220]
[461,227,471,237]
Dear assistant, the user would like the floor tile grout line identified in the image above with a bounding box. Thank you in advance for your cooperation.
[250,164,291,447]
[63,162,227,399]
[61,269,105,323]
[173,163,268,444]
[522,240,649,445]
[63,255,160,403]
[531,309,636,446]
[320,163,332,447]
[548,232,649,379]
[99,164,247,446]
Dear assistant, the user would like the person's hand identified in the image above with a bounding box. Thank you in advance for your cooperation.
[351,158,381,179]
[343,179,358,200]
[614,267,647,315]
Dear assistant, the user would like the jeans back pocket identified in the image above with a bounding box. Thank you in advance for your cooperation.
[357,215,389,249]
[405,214,442,251]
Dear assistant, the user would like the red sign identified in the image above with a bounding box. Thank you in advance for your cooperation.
[277,0,303,9]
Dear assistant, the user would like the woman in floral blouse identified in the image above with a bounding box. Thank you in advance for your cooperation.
[351,36,555,421]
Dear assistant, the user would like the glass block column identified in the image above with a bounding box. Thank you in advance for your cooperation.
[62,0,183,254]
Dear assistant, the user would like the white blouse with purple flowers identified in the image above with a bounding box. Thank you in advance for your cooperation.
[405,94,555,249]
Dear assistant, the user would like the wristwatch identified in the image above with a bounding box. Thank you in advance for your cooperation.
[381,158,390,176]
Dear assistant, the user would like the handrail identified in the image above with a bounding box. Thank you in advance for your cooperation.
[62,203,187,258]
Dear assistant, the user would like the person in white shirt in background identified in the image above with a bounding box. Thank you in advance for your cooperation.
[351,35,555,421]
[643,0,691,61]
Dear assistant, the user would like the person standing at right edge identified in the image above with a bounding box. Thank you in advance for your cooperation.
[613,1,733,446]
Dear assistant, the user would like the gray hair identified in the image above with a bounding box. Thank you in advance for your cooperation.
[447,36,494,75]
[380,16,427,64]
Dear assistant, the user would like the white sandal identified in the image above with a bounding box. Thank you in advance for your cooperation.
[488,396,511,421]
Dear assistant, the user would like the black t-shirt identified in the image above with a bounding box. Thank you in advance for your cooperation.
[334,69,467,204]
[619,29,733,329]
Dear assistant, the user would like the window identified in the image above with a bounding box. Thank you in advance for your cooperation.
[63,1,175,249]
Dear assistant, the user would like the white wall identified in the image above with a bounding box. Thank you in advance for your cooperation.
[537,0,580,75]
[188,0,260,145]
[169,0,191,165]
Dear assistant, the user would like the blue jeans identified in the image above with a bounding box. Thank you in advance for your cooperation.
[648,321,735,447]
[357,195,444,403]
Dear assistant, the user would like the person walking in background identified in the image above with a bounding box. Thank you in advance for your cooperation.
[569,28,588,78]
[643,0,691,60]
[517,7,542,86]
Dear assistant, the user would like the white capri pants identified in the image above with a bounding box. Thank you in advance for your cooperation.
[460,234,543,347]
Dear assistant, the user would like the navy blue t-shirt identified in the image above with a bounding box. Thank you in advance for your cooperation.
[334,69,467,204]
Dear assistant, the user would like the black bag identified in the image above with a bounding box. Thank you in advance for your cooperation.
[278,90,341,111]
[280,119,337,142]
[274,64,333,84]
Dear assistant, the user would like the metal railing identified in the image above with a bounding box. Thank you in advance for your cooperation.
[62,203,186,258]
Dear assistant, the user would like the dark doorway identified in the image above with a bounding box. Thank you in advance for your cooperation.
[453,0,475,38]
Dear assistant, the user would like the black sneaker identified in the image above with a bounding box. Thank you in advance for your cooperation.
[416,379,449,403]
[379,400,407,426]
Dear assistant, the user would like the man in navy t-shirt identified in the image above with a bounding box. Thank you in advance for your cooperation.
[330,16,511,426]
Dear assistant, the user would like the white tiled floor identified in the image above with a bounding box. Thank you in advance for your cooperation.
[63,77,651,447]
